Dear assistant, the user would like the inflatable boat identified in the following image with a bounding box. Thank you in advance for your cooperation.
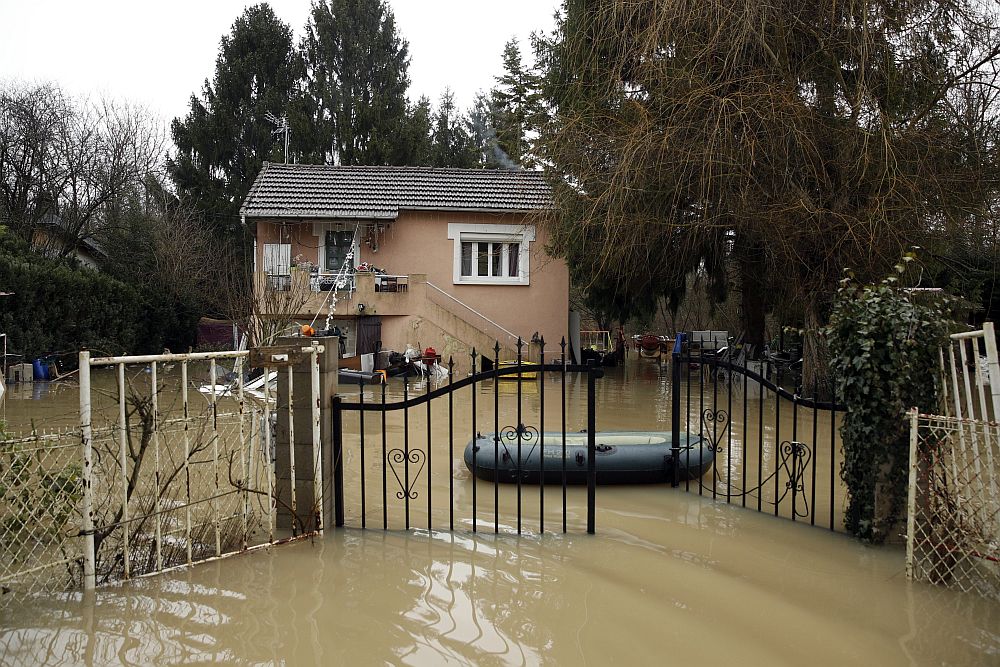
[463,430,714,485]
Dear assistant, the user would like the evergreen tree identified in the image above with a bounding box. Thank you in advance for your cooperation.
[399,95,434,166]
[430,89,478,168]
[489,38,543,168]
[298,0,410,165]
[168,4,299,233]
[539,0,1000,378]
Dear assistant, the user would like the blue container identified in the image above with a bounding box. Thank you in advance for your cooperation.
[32,358,49,381]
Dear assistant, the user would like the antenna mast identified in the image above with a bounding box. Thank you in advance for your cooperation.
[265,112,290,163]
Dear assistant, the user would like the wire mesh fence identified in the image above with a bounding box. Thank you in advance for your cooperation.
[2,347,328,603]
[0,429,86,595]
[87,407,274,586]
[907,412,1000,600]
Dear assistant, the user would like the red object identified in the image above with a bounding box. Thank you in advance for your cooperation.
[422,346,438,366]
[640,335,660,352]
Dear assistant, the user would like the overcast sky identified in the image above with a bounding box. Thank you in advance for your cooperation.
[0,1,559,126]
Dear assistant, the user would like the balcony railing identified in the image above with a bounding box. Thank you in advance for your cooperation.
[265,271,410,294]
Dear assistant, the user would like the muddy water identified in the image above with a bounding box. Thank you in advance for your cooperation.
[2,359,999,665]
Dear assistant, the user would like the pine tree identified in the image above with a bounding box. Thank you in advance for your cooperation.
[298,0,410,165]
[430,89,479,168]
[168,4,299,233]
[489,38,543,168]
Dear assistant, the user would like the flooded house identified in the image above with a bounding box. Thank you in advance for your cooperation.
[240,164,567,365]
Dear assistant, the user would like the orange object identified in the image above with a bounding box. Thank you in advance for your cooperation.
[301,324,315,337]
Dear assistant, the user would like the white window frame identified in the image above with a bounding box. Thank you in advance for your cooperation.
[263,243,291,275]
[447,223,534,285]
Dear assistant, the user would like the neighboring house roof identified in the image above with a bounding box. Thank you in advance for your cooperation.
[35,214,107,259]
[240,163,552,220]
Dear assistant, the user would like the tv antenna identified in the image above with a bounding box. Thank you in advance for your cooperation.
[265,112,290,163]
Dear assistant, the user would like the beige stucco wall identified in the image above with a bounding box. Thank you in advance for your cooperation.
[252,210,569,359]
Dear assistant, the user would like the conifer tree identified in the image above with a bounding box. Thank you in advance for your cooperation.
[539,0,1000,378]
[168,4,298,233]
[297,0,410,165]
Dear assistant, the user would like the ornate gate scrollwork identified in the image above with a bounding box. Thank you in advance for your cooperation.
[387,448,426,500]
[495,423,541,464]
[701,409,730,453]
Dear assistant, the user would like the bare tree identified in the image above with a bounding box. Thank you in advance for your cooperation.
[0,81,166,256]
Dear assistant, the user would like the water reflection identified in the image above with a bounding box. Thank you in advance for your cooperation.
[3,360,1000,664]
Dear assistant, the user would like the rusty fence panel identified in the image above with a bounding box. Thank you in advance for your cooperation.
[907,411,1000,600]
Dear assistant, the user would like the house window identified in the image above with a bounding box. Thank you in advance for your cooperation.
[448,223,534,285]
[263,243,291,291]
[460,241,521,279]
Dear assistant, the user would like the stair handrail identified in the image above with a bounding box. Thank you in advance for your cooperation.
[424,281,520,350]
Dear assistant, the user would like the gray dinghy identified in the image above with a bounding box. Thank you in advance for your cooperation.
[463,430,714,485]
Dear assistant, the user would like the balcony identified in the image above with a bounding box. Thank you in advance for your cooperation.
[256,270,423,318]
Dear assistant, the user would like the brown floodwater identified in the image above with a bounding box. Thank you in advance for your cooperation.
[2,357,999,665]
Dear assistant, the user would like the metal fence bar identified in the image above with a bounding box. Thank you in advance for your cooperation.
[517,338,523,535]
[210,359,222,557]
[116,362,131,578]
[79,350,96,591]
[359,377,366,530]
[151,361,163,572]
[263,366,274,543]
[403,381,410,530]
[332,395,345,528]
[182,361,193,565]
[381,383,387,530]
[239,367,248,549]
[493,344,500,533]
[310,344,323,534]
[561,339,568,533]
[287,364,297,533]
[905,409,919,580]
[539,339,546,534]
[426,372,432,531]
[471,350,478,533]
[448,358,455,531]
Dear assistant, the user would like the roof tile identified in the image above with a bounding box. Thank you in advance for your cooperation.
[240,163,552,219]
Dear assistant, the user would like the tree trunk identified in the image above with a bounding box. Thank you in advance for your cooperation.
[738,237,767,358]
[801,300,831,399]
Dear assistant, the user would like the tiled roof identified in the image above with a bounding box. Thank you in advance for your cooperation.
[240,163,552,219]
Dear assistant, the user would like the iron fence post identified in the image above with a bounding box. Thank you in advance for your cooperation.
[587,362,599,534]
[670,334,684,487]
[78,350,96,591]
[332,395,345,528]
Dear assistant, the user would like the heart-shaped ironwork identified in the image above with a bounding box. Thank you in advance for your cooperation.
[387,447,426,500]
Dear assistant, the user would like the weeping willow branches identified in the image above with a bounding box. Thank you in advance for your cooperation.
[538,0,1000,334]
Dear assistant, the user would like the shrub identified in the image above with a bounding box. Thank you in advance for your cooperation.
[826,259,955,542]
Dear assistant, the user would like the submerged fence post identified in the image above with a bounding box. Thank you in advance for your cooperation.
[905,408,920,580]
[586,362,602,534]
[670,334,684,488]
[79,350,96,591]
[332,395,345,528]
[311,342,323,535]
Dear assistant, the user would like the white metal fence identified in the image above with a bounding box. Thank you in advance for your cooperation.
[906,322,1000,599]
[907,412,1000,599]
[0,428,85,595]
[1,346,325,601]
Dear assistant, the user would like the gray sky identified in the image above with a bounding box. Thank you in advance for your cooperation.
[0,1,559,125]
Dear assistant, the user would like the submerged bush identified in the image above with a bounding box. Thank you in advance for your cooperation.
[826,259,955,542]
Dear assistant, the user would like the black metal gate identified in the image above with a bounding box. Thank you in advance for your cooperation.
[670,334,847,529]
[330,339,604,534]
